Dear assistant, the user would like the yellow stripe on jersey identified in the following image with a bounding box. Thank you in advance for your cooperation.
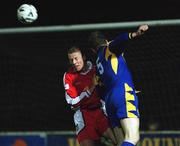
[125,83,133,92]
[105,47,118,74]
[125,83,137,118]
[105,46,111,60]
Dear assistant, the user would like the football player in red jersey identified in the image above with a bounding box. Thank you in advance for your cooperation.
[63,46,117,146]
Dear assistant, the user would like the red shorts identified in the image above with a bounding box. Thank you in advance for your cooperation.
[74,108,110,143]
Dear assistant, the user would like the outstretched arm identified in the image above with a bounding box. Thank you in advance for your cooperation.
[108,24,149,53]
[110,24,149,46]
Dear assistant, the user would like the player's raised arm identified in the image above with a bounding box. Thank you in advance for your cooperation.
[108,32,130,53]
[108,24,148,53]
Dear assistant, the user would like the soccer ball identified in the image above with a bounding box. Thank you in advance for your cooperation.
[17,4,38,24]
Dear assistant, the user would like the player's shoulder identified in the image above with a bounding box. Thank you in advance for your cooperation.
[64,67,76,78]
[97,45,108,55]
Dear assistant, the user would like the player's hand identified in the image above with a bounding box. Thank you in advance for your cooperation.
[137,24,149,35]
[131,24,149,38]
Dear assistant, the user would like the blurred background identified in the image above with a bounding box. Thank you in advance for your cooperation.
[0,0,180,146]
[0,0,180,28]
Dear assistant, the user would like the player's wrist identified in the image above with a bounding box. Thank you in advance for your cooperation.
[129,32,137,38]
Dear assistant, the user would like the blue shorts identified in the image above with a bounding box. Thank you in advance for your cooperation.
[104,82,140,128]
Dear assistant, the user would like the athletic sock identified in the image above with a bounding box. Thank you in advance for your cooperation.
[121,141,135,146]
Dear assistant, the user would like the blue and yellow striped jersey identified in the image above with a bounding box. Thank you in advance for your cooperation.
[96,32,135,91]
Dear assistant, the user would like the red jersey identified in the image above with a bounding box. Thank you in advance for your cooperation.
[63,61,101,109]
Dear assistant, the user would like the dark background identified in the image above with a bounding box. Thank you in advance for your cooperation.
[0,0,180,28]
[0,26,180,131]
[0,0,180,132]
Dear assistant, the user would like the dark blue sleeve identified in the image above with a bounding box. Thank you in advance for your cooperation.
[109,32,130,53]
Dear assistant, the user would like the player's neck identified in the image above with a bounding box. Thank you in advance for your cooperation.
[80,63,88,73]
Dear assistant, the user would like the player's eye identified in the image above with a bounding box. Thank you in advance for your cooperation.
[74,57,79,61]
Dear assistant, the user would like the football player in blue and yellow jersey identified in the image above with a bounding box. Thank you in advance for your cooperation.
[88,24,149,146]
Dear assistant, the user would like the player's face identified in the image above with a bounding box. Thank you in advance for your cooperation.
[68,51,84,72]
